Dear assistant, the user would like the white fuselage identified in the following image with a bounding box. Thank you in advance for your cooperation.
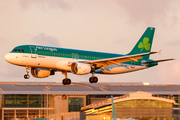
[5,53,148,74]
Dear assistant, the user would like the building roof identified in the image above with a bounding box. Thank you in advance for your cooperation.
[0,82,180,95]
[81,91,176,111]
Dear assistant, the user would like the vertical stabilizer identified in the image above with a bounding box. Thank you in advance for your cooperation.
[128,27,155,59]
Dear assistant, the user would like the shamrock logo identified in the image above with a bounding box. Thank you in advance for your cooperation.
[138,37,151,51]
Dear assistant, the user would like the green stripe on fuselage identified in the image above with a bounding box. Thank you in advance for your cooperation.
[10,45,124,60]
[10,45,153,67]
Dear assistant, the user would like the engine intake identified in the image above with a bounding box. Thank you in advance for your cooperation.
[71,63,91,75]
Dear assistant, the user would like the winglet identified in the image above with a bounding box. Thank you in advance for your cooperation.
[158,49,162,55]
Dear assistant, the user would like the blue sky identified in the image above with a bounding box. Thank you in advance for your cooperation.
[0,0,180,84]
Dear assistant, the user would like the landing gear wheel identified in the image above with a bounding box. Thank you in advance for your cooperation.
[62,79,67,85]
[89,77,94,83]
[93,77,98,83]
[24,74,30,79]
[66,79,71,85]
[62,79,71,85]
[89,77,98,83]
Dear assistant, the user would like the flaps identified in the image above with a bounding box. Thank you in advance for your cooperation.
[85,51,158,64]
[80,51,158,68]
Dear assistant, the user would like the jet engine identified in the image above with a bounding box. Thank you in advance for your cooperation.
[71,63,91,75]
[31,68,55,78]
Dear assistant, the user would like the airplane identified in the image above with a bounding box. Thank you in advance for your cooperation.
[4,27,174,85]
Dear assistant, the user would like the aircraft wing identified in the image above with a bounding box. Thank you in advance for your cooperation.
[81,51,158,68]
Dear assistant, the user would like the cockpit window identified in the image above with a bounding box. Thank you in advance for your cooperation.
[12,49,17,52]
[12,49,25,52]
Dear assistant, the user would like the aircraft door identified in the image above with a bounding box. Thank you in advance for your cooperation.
[75,53,79,60]
[72,53,79,60]
[30,46,37,58]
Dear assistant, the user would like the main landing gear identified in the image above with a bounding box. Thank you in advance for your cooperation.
[61,72,98,85]
[62,71,71,85]
[24,66,30,79]
[89,73,98,83]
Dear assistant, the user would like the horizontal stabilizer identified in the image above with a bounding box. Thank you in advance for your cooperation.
[143,58,175,64]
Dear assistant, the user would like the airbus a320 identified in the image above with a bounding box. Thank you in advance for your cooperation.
[5,27,174,85]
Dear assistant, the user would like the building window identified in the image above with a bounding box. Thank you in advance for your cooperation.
[3,94,49,108]
[68,97,84,112]
[4,95,28,108]
[29,95,42,107]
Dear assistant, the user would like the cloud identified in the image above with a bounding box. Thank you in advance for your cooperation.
[18,0,71,10]
[31,33,61,47]
[157,60,180,83]
[0,0,12,12]
[165,39,180,47]
[115,0,178,24]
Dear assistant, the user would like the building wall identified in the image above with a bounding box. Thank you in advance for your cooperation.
[1,94,54,120]
[82,91,175,120]
[115,99,173,118]
[90,98,108,104]
[54,95,69,113]
[0,95,2,108]
[59,112,86,120]
[86,113,112,120]
[54,95,86,120]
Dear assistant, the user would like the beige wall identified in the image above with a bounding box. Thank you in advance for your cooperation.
[54,95,86,119]
[91,98,108,104]
[54,95,69,114]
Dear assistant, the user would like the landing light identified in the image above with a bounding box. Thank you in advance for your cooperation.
[143,82,150,85]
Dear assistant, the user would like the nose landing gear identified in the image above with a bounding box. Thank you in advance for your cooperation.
[24,74,30,79]
[62,71,71,85]
[24,66,30,79]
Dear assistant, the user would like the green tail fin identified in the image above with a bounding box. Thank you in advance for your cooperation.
[128,27,155,59]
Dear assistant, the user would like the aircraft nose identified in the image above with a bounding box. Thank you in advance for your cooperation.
[4,53,12,62]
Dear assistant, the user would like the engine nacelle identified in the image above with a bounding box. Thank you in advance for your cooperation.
[71,63,91,75]
[31,68,54,78]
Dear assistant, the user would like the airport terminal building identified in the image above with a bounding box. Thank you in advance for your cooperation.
[0,82,179,120]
